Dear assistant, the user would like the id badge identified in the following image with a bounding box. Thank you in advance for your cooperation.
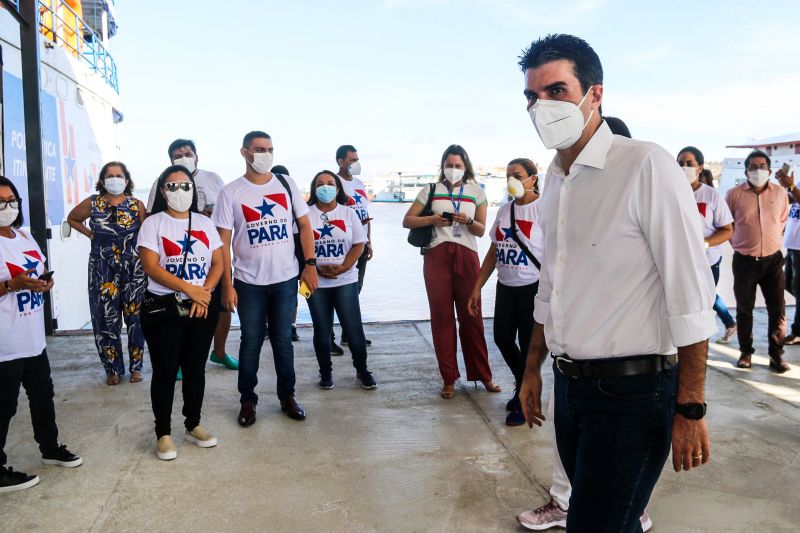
[452,222,462,237]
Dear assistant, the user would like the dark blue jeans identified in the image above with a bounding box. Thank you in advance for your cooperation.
[553,361,678,533]
[307,282,368,375]
[235,278,297,404]
[710,258,736,328]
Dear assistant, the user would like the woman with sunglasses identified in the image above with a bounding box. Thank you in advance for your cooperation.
[67,162,147,385]
[137,165,223,460]
[1,176,82,493]
[306,171,376,390]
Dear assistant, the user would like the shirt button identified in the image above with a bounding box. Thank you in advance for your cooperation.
[560,219,565,225]
[554,290,560,296]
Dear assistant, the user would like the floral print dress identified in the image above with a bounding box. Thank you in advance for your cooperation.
[88,195,146,377]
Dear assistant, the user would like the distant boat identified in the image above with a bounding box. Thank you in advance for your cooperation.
[373,171,511,205]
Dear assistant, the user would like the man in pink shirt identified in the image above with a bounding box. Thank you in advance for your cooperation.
[725,149,790,372]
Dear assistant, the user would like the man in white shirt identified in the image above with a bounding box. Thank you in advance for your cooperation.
[777,166,800,345]
[146,139,225,216]
[335,145,373,348]
[516,34,715,532]
[212,131,318,425]
[147,139,237,378]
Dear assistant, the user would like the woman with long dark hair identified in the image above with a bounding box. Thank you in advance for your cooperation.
[137,165,223,460]
[0,176,82,493]
[402,145,500,399]
[67,161,147,385]
[468,158,542,425]
[305,170,376,389]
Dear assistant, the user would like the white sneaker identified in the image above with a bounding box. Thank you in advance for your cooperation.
[156,436,177,461]
[185,426,218,448]
[517,499,567,530]
[640,509,653,532]
[718,324,737,344]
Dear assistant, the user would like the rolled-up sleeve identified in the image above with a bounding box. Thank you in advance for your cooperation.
[638,148,717,347]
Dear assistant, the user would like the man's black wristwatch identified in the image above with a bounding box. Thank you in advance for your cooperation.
[304,258,317,267]
[675,402,707,420]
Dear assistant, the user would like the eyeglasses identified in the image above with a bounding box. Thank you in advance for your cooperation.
[164,182,194,192]
[0,199,19,210]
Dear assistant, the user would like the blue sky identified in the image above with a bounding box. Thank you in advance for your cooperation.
[112,0,800,188]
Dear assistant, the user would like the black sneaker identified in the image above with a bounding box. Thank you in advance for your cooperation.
[357,370,377,390]
[342,337,372,347]
[331,341,344,356]
[41,444,83,468]
[319,372,334,389]
[0,466,40,493]
[291,326,300,342]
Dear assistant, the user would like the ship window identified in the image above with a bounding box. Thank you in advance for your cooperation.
[75,87,84,107]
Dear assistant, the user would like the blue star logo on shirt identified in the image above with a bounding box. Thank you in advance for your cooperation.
[177,234,197,254]
[257,199,276,218]
[317,225,334,238]
[22,258,39,275]
[352,192,363,204]
[501,227,516,240]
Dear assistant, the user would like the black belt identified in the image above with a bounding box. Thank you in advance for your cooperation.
[734,251,781,262]
[553,353,678,379]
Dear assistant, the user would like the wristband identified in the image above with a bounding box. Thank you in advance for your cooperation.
[789,184,796,192]
[3,280,14,293]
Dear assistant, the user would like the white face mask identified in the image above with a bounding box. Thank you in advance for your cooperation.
[165,189,194,212]
[682,166,699,184]
[443,167,465,184]
[529,87,594,150]
[348,161,362,176]
[507,176,533,199]
[249,151,274,174]
[173,156,197,174]
[0,205,19,227]
[104,176,127,195]
[747,169,770,188]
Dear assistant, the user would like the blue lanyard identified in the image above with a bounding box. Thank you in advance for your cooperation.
[447,182,465,213]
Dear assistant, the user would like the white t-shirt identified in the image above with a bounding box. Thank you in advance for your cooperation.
[341,176,370,224]
[693,183,733,266]
[212,175,309,286]
[137,212,222,298]
[489,199,544,287]
[308,204,366,289]
[0,229,47,362]
[415,181,487,253]
[784,201,800,250]
[147,168,226,213]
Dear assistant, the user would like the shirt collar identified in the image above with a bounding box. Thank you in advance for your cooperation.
[550,120,614,177]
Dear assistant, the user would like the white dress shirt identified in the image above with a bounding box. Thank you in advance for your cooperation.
[533,122,716,359]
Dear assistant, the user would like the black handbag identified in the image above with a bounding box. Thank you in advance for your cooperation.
[407,183,436,251]
[274,173,305,275]
[509,201,541,270]
[142,213,193,318]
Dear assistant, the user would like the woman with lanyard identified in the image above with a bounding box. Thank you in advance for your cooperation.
[403,144,500,399]
[468,158,542,425]
[305,171,376,390]
[67,162,147,385]
[0,176,82,493]
[137,165,223,460]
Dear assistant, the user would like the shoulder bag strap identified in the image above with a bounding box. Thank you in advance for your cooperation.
[509,202,541,271]
[274,173,298,224]
[175,212,192,300]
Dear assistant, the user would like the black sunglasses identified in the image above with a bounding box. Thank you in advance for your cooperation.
[164,182,194,192]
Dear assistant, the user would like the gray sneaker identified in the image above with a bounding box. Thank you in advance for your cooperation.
[718,324,737,344]
[517,499,567,530]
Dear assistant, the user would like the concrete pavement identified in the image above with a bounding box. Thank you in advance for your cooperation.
[1,311,799,532]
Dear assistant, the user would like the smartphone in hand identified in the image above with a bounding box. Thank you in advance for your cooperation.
[38,270,55,282]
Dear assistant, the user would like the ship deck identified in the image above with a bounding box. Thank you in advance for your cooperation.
[1,311,799,532]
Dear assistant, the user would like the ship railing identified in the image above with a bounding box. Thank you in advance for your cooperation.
[36,0,119,93]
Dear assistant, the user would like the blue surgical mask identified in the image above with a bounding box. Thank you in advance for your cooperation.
[316,185,337,203]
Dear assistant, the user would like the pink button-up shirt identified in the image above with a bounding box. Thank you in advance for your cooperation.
[726,181,788,257]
